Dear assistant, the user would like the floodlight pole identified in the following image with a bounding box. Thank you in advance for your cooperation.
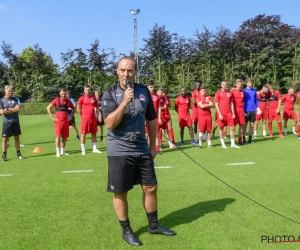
[130,9,140,83]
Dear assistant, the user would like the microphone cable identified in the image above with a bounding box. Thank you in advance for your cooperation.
[136,105,300,226]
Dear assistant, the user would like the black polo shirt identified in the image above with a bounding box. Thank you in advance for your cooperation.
[0,97,19,123]
[102,83,157,156]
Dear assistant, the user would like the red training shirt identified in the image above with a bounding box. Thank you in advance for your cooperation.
[230,88,244,112]
[281,94,296,111]
[198,95,212,116]
[175,95,191,116]
[51,98,75,122]
[268,90,281,110]
[214,90,232,114]
[77,95,98,119]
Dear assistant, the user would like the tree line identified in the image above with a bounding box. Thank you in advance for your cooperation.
[1,14,300,102]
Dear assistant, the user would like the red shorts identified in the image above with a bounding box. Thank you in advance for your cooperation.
[256,109,268,121]
[217,113,234,128]
[191,109,198,123]
[55,121,69,138]
[234,110,245,125]
[268,110,281,121]
[81,118,98,134]
[158,122,168,130]
[283,110,297,120]
[215,112,218,122]
[162,113,171,121]
[198,116,212,132]
[178,116,192,128]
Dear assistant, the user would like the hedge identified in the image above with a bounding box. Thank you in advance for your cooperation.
[19,99,179,115]
[20,103,49,115]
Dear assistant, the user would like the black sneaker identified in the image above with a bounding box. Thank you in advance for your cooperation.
[2,155,7,162]
[75,135,80,140]
[122,227,142,246]
[148,224,176,236]
[17,155,26,160]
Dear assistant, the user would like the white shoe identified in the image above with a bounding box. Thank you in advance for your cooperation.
[222,144,227,149]
[60,152,69,156]
[82,150,86,155]
[56,153,60,158]
[92,149,102,153]
[20,144,25,147]
[169,143,177,149]
[223,137,228,140]
[293,131,297,135]
[254,135,257,139]
[231,144,240,148]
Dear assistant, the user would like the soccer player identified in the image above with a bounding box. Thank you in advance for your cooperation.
[47,89,75,157]
[162,88,176,148]
[95,90,105,141]
[77,85,102,155]
[254,85,269,138]
[243,78,261,144]
[231,79,245,145]
[281,87,297,135]
[0,85,25,161]
[174,88,197,145]
[214,81,240,148]
[146,81,162,153]
[268,85,284,138]
[66,91,80,140]
[157,88,174,148]
[197,86,213,148]
[192,80,202,142]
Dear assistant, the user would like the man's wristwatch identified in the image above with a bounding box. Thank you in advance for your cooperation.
[6,108,8,111]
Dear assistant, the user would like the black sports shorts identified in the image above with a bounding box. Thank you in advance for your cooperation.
[68,116,76,127]
[245,111,256,123]
[2,121,21,138]
[107,154,157,193]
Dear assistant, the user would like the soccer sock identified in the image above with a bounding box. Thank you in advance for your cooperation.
[263,130,266,136]
[155,145,160,152]
[278,123,283,133]
[146,211,158,230]
[17,150,21,157]
[207,140,212,146]
[92,142,97,150]
[284,128,287,135]
[292,126,296,133]
[230,138,235,146]
[254,131,257,136]
[243,136,246,142]
[158,130,162,144]
[169,129,175,143]
[81,144,85,151]
[3,151,6,157]
[238,137,242,144]
[220,139,225,145]
[56,147,60,155]
[248,136,252,143]
[223,131,227,137]
[119,219,130,231]
[61,148,65,154]
[268,123,273,133]
[199,140,202,146]
[194,133,197,141]
[100,136,103,141]
[298,124,300,136]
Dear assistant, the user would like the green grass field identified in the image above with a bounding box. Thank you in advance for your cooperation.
[1,111,300,250]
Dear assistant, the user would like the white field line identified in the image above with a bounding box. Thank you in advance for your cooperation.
[0,174,13,177]
[62,170,94,173]
[155,166,173,169]
[226,162,255,166]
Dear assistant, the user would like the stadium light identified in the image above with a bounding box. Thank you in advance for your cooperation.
[130,9,140,83]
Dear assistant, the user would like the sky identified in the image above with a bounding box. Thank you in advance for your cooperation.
[1,0,300,65]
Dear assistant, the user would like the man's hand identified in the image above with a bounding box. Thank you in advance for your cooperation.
[219,114,224,120]
[98,116,103,123]
[232,113,236,119]
[123,88,134,105]
[150,147,157,160]
[276,108,280,114]
[67,116,72,122]
[52,117,58,122]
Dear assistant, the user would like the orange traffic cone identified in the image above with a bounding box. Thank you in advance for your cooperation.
[32,147,43,153]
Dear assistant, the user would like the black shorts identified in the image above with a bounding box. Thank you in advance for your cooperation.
[68,116,76,127]
[96,115,104,126]
[2,121,21,138]
[107,154,157,193]
[245,111,256,123]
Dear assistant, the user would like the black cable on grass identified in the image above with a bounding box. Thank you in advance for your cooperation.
[139,110,300,225]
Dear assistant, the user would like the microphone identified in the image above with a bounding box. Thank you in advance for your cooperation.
[126,80,133,102]
[126,80,131,89]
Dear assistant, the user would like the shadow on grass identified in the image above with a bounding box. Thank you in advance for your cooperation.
[135,198,236,236]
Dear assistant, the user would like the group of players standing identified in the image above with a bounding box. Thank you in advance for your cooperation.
[147,78,300,151]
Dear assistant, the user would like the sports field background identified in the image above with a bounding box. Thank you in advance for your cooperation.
[1,111,300,250]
